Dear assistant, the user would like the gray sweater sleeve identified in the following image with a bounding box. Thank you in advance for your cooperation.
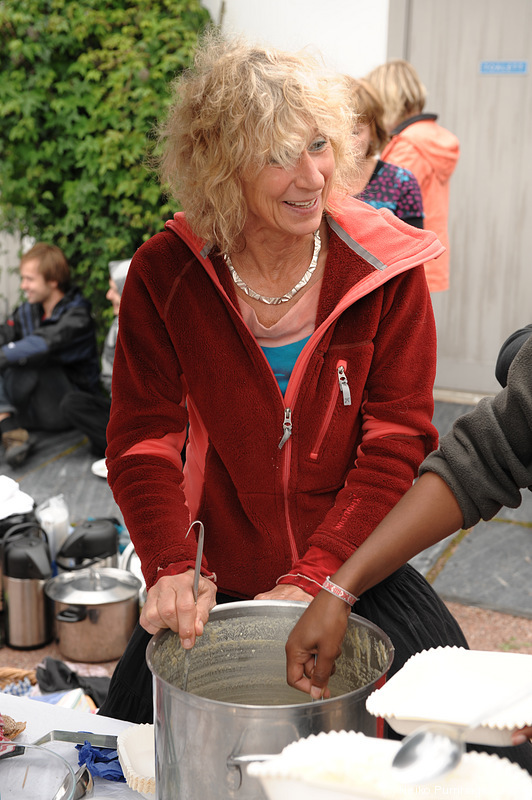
[419,335,532,529]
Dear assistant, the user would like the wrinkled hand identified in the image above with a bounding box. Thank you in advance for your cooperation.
[254,584,312,603]
[285,589,351,699]
[512,725,532,746]
[140,570,217,650]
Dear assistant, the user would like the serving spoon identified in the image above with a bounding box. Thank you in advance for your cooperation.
[391,681,532,784]
[181,520,205,693]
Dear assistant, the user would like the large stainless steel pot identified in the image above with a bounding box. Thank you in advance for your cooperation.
[45,567,141,662]
[147,600,394,800]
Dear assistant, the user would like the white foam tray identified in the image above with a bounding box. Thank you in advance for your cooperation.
[366,646,532,745]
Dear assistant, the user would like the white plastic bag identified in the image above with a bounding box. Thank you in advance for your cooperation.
[35,493,70,560]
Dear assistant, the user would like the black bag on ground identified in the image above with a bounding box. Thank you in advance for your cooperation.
[36,656,111,707]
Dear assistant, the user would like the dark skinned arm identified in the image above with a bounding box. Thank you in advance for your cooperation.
[285,471,463,699]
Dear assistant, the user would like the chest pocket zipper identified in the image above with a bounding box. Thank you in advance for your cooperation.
[310,361,351,461]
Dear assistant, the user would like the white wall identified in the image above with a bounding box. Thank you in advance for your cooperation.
[201,0,389,77]
[0,232,22,321]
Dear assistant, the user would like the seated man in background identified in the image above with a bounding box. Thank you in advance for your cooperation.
[60,258,131,478]
[0,242,100,467]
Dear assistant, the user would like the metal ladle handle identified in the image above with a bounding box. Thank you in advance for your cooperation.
[181,520,205,692]
[188,520,205,605]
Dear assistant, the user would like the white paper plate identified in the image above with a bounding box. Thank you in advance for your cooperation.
[117,723,155,796]
[366,646,532,745]
[247,730,532,800]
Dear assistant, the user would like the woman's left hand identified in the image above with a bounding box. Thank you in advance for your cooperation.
[254,585,312,603]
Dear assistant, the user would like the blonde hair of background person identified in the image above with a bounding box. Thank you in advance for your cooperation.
[345,76,389,158]
[365,58,427,132]
[344,76,424,229]
[366,59,460,292]
[157,34,358,255]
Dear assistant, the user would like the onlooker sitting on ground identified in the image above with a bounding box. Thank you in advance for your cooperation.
[60,258,131,477]
[0,243,100,467]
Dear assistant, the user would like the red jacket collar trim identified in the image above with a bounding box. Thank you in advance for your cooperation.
[164,194,444,282]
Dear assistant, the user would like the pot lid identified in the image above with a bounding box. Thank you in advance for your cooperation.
[45,566,141,605]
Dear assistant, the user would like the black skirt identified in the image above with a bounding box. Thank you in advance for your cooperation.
[98,565,532,774]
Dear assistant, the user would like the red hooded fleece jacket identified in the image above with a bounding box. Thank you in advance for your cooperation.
[106,196,443,599]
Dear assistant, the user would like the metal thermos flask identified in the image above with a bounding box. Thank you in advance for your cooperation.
[3,522,53,648]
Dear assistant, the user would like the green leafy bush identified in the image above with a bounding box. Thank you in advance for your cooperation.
[0,0,211,332]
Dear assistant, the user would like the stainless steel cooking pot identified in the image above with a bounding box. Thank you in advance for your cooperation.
[45,567,141,662]
[147,600,394,800]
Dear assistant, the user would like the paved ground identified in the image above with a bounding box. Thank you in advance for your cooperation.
[411,401,532,621]
[2,429,122,525]
[1,397,532,676]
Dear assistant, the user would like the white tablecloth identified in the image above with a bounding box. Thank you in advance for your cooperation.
[0,694,145,798]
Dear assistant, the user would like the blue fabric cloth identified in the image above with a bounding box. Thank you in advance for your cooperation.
[77,741,126,782]
[261,336,310,394]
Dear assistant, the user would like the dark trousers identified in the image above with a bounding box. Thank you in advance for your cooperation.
[60,390,110,456]
[2,366,79,431]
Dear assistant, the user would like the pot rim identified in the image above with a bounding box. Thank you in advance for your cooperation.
[146,599,394,710]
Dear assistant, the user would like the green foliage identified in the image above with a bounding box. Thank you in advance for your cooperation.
[0,0,211,335]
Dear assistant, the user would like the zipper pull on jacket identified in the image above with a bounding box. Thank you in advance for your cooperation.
[278,407,292,449]
[338,365,351,406]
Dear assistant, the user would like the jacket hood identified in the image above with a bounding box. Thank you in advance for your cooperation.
[325,194,444,274]
[391,115,460,183]
[61,286,92,308]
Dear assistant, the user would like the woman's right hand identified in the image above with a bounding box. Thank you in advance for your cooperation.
[140,570,217,650]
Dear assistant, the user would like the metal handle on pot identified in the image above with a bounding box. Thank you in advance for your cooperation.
[225,722,302,790]
[226,754,274,767]
[56,605,87,623]
[225,752,276,793]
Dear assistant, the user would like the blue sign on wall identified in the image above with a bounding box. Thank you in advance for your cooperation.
[480,60,528,75]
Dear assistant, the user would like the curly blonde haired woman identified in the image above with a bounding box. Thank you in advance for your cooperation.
[99,34,467,726]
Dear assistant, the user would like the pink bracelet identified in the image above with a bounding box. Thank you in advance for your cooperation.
[322,577,358,607]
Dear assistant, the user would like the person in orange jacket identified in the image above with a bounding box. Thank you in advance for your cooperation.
[366,59,460,292]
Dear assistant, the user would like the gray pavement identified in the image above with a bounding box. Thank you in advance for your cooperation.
[411,401,532,620]
[2,429,122,524]
[3,398,532,619]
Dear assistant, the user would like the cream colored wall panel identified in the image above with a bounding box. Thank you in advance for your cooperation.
[392,0,531,394]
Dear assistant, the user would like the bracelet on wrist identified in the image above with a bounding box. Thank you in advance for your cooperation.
[322,576,358,607]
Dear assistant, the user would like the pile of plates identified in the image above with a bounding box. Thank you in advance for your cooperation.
[117,723,155,797]
[248,647,532,800]
[367,646,532,746]
[248,729,532,800]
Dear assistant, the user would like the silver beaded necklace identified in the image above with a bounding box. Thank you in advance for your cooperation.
[224,230,321,305]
